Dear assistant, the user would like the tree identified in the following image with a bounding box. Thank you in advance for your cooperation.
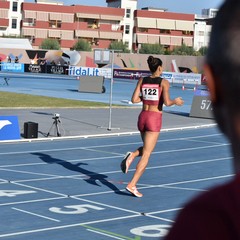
[170,44,196,56]
[73,39,92,51]
[198,46,208,56]
[40,38,61,50]
[109,41,130,53]
[139,43,165,54]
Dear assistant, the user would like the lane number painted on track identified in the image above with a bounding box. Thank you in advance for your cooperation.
[49,204,105,214]
[49,204,171,238]
[131,225,172,238]
[0,190,36,197]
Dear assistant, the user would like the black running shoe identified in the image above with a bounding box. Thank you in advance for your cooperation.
[121,152,132,173]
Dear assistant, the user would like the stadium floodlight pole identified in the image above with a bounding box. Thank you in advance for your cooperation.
[107,49,121,131]
[94,48,121,131]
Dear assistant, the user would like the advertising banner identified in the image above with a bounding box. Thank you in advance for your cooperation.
[68,66,112,78]
[24,64,44,73]
[24,64,69,74]
[169,72,202,85]
[113,69,150,79]
[47,65,68,75]
[68,66,202,85]
[1,63,24,73]
[0,116,20,141]
[112,69,202,85]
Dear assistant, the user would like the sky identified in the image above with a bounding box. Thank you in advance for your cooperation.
[60,0,224,14]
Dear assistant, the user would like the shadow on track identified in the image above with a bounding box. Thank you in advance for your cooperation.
[32,152,131,196]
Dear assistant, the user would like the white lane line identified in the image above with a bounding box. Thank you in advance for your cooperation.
[148,208,182,215]
[12,207,60,222]
[162,174,234,187]
[81,133,224,149]
[0,124,218,144]
[80,147,123,156]
[0,168,60,178]
[153,143,230,155]
[0,215,139,238]
[160,185,206,192]
[0,143,230,171]
[73,174,233,198]
[0,132,223,156]
[144,214,175,223]
[0,156,120,168]
[0,179,8,183]
[8,176,65,183]
[140,174,233,190]
[12,182,68,198]
[184,138,224,145]
[7,155,232,182]
[87,229,124,240]
[145,208,182,223]
[143,156,232,170]
[71,195,144,216]
[2,157,231,200]
[0,196,66,207]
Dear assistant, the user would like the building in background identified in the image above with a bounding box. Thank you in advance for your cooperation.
[194,8,218,51]
[0,0,23,36]
[194,15,211,51]
[21,0,124,50]
[0,0,217,52]
[202,8,218,18]
[133,7,194,53]
[107,0,137,51]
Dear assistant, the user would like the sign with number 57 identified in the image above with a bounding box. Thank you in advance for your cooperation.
[190,96,214,119]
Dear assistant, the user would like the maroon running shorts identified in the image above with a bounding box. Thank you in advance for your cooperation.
[137,111,162,132]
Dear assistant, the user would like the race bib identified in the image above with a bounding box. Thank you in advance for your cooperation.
[142,84,159,101]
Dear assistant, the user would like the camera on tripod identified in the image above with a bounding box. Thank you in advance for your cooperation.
[52,113,60,120]
[47,113,62,137]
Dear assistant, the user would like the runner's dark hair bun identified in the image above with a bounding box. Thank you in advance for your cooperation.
[147,56,162,73]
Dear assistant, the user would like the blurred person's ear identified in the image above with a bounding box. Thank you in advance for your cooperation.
[204,63,238,138]
[204,64,217,103]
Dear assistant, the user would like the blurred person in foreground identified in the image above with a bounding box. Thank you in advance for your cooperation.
[165,0,240,239]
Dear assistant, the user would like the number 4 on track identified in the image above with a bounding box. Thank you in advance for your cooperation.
[0,190,36,197]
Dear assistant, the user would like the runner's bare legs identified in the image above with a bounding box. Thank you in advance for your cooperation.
[128,131,159,187]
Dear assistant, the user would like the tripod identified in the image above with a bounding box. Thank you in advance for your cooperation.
[47,116,62,137]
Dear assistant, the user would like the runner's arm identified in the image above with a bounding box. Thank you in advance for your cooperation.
[131,78,143,103]
[162,79,184,106]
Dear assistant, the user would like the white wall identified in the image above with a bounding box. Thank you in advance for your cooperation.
[194,20,212,51]
[1,0,24,36]
[107,0,137,51]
